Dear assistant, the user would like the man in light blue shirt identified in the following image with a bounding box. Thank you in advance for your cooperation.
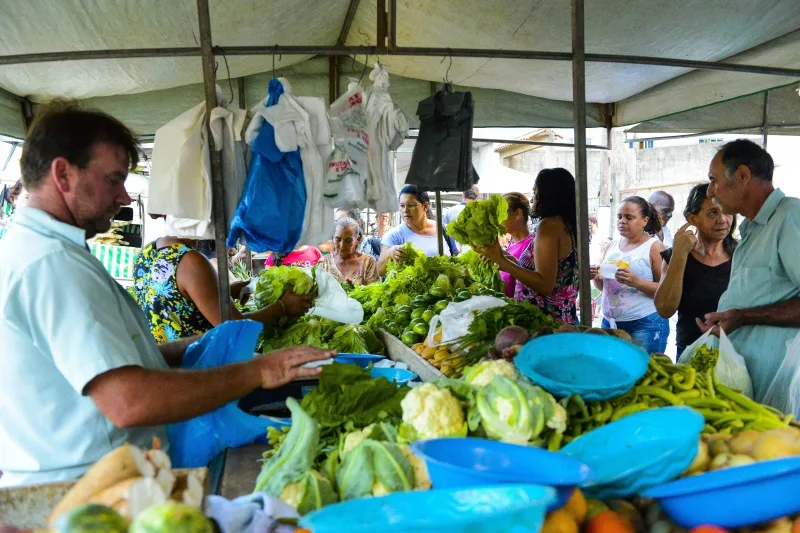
[698,139,800,406]
[0,103,330,487]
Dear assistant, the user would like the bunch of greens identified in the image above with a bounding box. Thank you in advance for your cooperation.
[447,195,509,247]
[300,363,409,452]
[458,249,504,293]
[452,301,558,366]
[260,318,385,355]
[253,265,316,309]
[232,260,252,281]
[687,345,720,374]
[386,241,425,275]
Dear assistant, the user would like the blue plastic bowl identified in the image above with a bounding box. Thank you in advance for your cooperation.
[560,406,704,500]
[642,456,800,528]
[334,353,386,368]
[514,333,650,400]
[299,484,556,533]
[412,437,593,510]
[370,367,419,384]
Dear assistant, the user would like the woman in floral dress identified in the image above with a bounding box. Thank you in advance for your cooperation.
[478,168,579,324]
[133,237,313,342]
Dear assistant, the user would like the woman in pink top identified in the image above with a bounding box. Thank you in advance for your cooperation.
[265,246,323,268]
[500,192,533,297]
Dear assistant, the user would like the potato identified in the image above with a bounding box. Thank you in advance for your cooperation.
[557,325,580,333]
[729,430,761,456]
[421,346,437,360]
[584,328,609,336]
[433,349,450,362]
[608,329,633,343]
[432,329,443,343]
[752,430,800,461]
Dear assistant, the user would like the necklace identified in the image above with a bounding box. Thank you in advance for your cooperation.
[335,256,362,281]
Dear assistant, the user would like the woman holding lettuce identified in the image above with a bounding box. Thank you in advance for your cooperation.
[478,168,579,324]
[133,236,313,342]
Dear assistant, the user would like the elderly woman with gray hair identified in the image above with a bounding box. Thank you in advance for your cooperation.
[318,217,380,286]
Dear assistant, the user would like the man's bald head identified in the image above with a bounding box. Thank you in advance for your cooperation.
[648,190,675,225]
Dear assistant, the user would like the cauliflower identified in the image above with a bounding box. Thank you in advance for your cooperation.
[341,429,368,455]
[546,401,568,435]
[462,360,519,388]
[400,383,466,440]
[399,444,431,490]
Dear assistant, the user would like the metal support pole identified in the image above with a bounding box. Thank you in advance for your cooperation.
[377,0,388,53]
[329,56,340,104]
[388,0,397,51]
[571,0,592,327]
[236,77,253,273]
[761,91,770,150]
[197,0,232,321]
[435,192,444,256]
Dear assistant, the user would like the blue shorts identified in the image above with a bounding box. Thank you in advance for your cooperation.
[603,312,670,354]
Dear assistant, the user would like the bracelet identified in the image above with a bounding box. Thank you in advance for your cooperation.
[278,299,286,316]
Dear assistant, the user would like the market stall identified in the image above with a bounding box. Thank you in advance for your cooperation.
[1,1,800,532]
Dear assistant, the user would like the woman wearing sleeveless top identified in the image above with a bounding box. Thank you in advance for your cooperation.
[655,184,737,356]
[479,168,579,324]
[133,237,313,343]
[590,196,669,353]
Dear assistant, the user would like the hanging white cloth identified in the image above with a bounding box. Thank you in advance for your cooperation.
[365,63,408,214]
[151,86,247,240]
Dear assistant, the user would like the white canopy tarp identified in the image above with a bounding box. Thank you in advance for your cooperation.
[0,0,797,138]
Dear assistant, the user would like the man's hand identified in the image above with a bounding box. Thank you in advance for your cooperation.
[615,267,639,288]
[257,346,334,389]
[696,309,744,335]
[279,287,315,317]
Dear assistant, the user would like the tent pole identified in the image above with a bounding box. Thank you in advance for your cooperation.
[197,0,232,322]
[436,192,444,256]
[237,77,253,274]
[571,0,592,327]
[2,46,800,78]
[761,91,770,150]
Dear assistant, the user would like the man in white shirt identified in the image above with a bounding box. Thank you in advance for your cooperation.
[0,102,330,487]
[648,190,675,247]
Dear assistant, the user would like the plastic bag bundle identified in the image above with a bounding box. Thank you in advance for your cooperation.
[227,79,307,253]
[325,82,369,208]
[678,328,754,398]
[167,320,273,468]
[426,295,507,347]
[405,85,477,191]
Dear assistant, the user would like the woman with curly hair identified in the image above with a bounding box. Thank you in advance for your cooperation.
[478,168,579,324]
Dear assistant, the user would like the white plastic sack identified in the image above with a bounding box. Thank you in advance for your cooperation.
[678,328,754,398]
[761,331,800,419]
[426,296,507,347]
[308,267,364,324]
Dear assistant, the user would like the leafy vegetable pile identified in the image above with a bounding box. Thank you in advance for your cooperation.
[687,345,719,374]
[260,317,385,355]
[447,194,509,247]
[256,365,426,515]
[457,249,504,293]
[253,266,316,309]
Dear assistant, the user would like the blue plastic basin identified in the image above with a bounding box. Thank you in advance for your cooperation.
[412,437,592,511]
[370,367,419,384]
[642,456,800,528]
[560,406,704,500]
[514,333,649,400]
[299,484,557,533]
[334,353,386,368]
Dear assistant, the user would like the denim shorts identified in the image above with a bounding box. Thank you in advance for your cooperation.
[602,312,670,354]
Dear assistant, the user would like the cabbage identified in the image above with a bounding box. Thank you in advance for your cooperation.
[335,439,414,501]
[329,324,385,355]
[476,376,544,444]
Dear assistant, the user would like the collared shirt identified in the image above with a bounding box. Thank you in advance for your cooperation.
[718,189,800,402]
[0,208,168,487]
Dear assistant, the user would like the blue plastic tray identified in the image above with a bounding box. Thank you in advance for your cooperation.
[560,406,704,500]
[642,456,800,528]
[412,437,592,510]
[334,353,386,368]
[299,484,556,533]
[370,367,419,384]
[515,333,649,400]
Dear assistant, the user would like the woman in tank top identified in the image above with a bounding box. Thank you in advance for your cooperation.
[654,183,737,357]
[590,196,669,353]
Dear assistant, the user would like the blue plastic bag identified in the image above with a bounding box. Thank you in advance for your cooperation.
[227,79,307,253]
[167,320,276,468]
